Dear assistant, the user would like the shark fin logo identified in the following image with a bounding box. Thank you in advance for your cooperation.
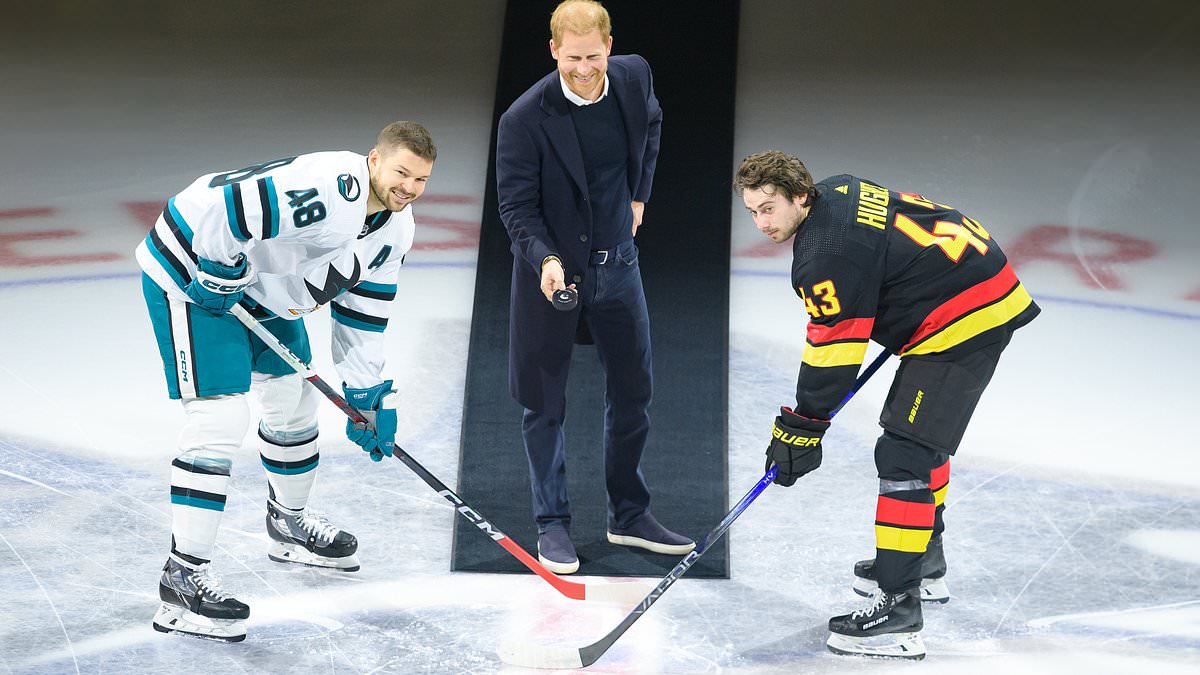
[305,257,362,305]
[338,174,361,202]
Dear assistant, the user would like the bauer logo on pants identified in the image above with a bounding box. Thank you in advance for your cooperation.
[908,389,924,423]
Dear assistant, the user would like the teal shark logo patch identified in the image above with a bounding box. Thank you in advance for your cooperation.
[338,174,361,202]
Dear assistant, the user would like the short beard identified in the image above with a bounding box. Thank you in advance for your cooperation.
[369,178,403,213]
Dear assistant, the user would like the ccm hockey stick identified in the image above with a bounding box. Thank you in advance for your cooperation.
[230,304,649,605]
[498,349,892,668]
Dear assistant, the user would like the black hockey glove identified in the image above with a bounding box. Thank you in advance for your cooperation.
[765,407,831,487]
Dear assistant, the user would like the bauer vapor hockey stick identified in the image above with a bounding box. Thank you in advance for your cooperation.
[230,304,649,605]
[498,348,892,669]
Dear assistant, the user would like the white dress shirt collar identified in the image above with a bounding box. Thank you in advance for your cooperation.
[559,73,610,106]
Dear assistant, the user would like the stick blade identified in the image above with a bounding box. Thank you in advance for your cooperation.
[498,638,585,669]
[583,581,653,605]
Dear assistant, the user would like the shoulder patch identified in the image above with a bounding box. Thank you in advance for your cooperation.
[338,174,361,202]
[835,185,848,194]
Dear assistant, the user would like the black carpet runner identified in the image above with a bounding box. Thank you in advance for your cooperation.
[452,0,739,578]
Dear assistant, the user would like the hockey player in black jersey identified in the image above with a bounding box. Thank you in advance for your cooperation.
[735,150,1039,659]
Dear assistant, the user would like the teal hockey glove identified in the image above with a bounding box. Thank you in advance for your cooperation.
[343,381,397,461]
[185,255,252,315]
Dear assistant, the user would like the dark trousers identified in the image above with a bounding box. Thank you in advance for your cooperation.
[522,240,653,533]
[872,334,1011,592]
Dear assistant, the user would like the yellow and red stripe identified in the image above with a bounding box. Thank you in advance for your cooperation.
[901,263,1033,356]
[875,495,935,553]
[802,317,874,368]
[930,458,950,508]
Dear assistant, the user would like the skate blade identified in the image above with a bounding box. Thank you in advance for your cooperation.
[919,578,950,603]
[152,603,246,642]
[826,631,925,660]
[268,541,361,571]
[852,577,950,603]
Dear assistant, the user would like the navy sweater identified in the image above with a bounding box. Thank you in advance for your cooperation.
[569,93,633,250]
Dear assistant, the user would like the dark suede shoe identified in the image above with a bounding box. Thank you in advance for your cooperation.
[607,513,695,555]
[537,526,579,574]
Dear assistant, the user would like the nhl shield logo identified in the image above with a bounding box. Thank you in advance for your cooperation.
[338,173,361,202]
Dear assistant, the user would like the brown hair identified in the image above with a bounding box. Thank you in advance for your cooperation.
[376,121,437,162]
[734,150,817,204]
[550,0,611,44]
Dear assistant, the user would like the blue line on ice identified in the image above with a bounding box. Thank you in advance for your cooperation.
[0,262,479,289]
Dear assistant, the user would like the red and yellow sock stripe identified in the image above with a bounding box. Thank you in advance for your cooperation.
[875,495,935,553]
[931,457,950,508]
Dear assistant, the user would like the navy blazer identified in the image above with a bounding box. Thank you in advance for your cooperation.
[496,54,662,414]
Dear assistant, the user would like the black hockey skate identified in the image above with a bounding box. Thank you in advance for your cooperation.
[152,555,249,642]
[852,535,949,603]
[827,588,925,659]
[266,498,360,571]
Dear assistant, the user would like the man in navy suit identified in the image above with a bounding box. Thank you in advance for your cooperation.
[496,0,694,574]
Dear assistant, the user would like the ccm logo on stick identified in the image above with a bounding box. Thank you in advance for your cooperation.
[438,490,504,540]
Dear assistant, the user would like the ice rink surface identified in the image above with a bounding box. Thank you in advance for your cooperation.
[1,2,1198,673]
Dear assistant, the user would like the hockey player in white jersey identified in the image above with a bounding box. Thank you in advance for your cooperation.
[136,121,437,641]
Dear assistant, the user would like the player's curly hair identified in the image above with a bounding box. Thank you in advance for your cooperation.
[377,121,437,162]
[734,150,817,204]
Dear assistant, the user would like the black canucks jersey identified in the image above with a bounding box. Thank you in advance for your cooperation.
[790,174,1039,419]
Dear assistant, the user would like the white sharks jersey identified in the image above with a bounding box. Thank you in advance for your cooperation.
[135,151,414,388]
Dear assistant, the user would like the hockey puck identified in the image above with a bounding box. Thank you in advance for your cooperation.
[552,287,578,311]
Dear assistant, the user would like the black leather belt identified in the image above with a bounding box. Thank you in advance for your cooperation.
[589,249,611,265]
